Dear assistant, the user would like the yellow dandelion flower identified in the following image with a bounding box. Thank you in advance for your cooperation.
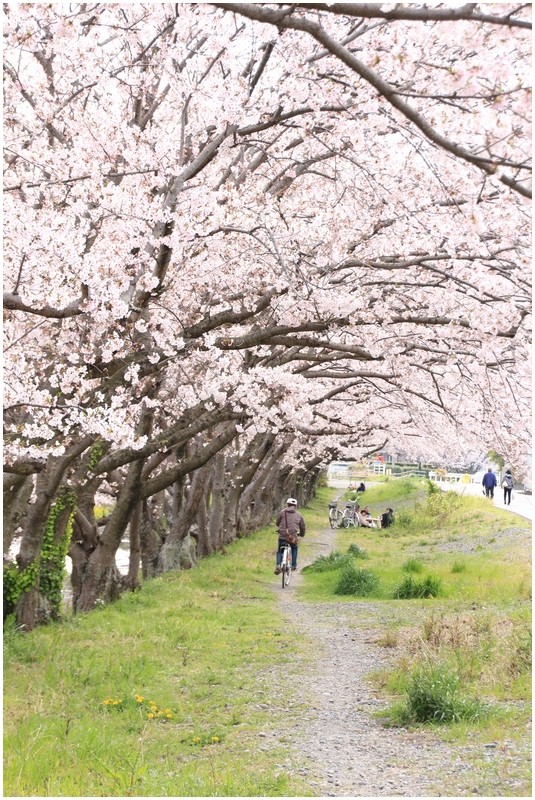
[164,708,171,713]
[193,736,201,743]
[211,736,220,742]
[166,714,173,719]
[135,694,144,703]
[147,713,155,719]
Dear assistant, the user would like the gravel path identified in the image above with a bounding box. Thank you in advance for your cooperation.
[268,523,529,797]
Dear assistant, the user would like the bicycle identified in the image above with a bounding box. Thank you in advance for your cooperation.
[341,502,359,528]
[328,501,344,529]
[279,541,293,588]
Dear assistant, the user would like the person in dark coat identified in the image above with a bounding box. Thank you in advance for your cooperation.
[381,508,394,528]
[482,468,497,498]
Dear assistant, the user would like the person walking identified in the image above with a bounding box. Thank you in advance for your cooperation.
[274,498,305,574]
[482,467,498,498]
[501,469,514,505]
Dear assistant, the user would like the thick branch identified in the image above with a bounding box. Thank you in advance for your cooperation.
[3,292,83,318]
[296,4,531,29]
[215,4,532,197]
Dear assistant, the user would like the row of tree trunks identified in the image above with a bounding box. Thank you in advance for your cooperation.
[4,426,323,629]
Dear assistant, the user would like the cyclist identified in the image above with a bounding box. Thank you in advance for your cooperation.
[274,498,306,574]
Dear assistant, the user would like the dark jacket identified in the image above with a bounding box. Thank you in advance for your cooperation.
[276,507,306,538]
[381,510,394,528]
[482,471,497,488]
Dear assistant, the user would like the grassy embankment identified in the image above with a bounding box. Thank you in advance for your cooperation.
[4,481,531,796]
[301,479,532,794]
[3,494,336,798]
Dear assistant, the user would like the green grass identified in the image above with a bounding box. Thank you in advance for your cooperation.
[394,574,442,599]
[315,477,532,787]
[4,480,531,795]
[334,565,380,596]
[348,477,421,506]
[402,558,424,573]
[301,481,531,605]
[301,549,353,573]
[3,504,325,797]
[388,662,488,725]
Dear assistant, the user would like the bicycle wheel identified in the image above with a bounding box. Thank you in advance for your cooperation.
[284,560,292,587]
[342,514,350,528]
[329,510,336,529]
[281,548,288,588]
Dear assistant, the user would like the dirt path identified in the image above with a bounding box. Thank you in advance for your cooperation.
[270,523,522,797]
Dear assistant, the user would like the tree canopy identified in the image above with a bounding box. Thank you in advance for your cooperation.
[3,3,531,626]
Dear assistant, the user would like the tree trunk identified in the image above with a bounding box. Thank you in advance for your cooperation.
[238,438,285,533]
[3,474,33,558]
[208,452,226,551]
[15,439,92,630]
[158,464,209,573]
[75,455,146,612]
[68,478,102,613]
[196,480,212,557]
[125,502,142,590]
[140,494,167,579]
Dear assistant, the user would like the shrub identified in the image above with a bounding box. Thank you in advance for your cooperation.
[347,542,368,559]
[394,574,442,599]
[402,558,423,573]
[334,565,380,596]
[510,626,532,675]
[426,491,462,517]
[302,551,352,573]
[395,510,413,526]
[403,663,487,724]
[376,629,399,648]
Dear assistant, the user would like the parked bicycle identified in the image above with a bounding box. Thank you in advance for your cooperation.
[341,501,359,528]
[278,541,293,588]
[328,501,344,529]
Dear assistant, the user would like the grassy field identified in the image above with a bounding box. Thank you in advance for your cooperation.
[301,480,531,605]
[4,480,531,796]
[301,479,532,795]
[3,513,319,797]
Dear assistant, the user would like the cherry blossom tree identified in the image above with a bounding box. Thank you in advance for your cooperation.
[3,3,531,627]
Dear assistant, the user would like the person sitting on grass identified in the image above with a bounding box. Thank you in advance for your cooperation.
[361,506,381,528]
[381,507,394,528]
[357,506,374,527]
